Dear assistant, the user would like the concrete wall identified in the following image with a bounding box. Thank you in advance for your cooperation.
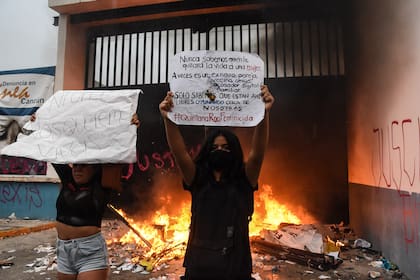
[347,0,420,278]
[0,182,59,220]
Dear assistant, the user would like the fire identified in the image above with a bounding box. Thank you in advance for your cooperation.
[250,184,301,235]
[113,202,190,249]
[115,184,301,244]
[111,184,303,269]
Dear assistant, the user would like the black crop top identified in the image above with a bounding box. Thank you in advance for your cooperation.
[53,164,110,227]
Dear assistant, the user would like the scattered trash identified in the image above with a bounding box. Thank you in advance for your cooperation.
[260,224,324,253]
[354,238,371,249]
[319,275,331,279]
[381,257,399,271]
[363,253,373,261]
[368,270,381,279]
[8,213,16,220]
[369,260,383,268]
[33,244,55,254]
[0,257,14,268]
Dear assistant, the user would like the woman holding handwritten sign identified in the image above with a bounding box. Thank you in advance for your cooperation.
[30,114,139,280]
[159,85,274,280]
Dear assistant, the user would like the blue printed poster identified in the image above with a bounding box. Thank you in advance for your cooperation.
[0,67,55,175]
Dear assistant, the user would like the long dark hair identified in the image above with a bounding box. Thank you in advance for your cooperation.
[194,128,244,180]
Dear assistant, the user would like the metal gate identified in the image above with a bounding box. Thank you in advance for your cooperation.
[82,4,349,223]
[86,17,344,89]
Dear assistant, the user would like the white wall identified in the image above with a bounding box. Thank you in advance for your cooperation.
[0,0,58,71]
[347,0,420,193]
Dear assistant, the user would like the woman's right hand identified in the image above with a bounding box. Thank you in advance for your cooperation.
[30,113,36,122]
[159,91,174,119]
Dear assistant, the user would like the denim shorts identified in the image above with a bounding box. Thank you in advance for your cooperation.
[56,232,109,274]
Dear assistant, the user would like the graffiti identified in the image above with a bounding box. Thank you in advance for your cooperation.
[137,151,175,172]
[0,156,47,175]
[0,183,43,210]
[371,118,418,195]
[372,118,420,250]
[401,195,420,252]
[122,144,201,179]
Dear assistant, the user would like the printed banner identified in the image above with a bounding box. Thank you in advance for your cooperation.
[169,50,265,127]
[0,67,55,175]
[1,89,140,164]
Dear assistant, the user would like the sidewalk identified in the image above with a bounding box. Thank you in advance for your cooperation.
[0,218,56,239]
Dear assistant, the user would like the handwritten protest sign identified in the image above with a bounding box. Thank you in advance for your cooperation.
[169,50,264,127]
[1,89,140,164]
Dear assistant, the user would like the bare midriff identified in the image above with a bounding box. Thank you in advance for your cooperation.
[56,221,101,240]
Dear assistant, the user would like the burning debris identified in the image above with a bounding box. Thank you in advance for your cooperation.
[108,204,153,248]
[0,184,408,279]
[103,216,187,274]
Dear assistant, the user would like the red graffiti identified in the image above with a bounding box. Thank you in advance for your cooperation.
[401,195,420,252]
[372,118,417,195]
[122,144,201,180]
[402,119,415,186]
[372,118,420,250]
[137,151,175,172]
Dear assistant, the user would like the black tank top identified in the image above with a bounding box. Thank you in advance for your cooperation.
[53,164,109,227]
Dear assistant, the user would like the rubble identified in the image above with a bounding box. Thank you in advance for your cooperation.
[0,219,411,279]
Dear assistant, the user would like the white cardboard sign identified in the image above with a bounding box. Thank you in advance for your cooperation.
[169,50,265,127]
[1,89,140,164]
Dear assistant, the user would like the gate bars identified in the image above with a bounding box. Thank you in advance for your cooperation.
[86,19,344,89]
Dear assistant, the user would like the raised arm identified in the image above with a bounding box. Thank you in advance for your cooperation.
[245,85,275,187]
[159,91,196,185]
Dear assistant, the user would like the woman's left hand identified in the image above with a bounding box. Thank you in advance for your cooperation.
[131,113,140,127]
[260,85,275,111]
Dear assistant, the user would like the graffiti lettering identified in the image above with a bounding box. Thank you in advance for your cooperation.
[371,118,417,195]
[401,195,420,252]
[372,118,420,250]
[122,145,201,180]
[0,183,43,210]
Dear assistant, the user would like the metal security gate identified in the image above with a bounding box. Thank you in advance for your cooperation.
[82,3,349,223]
[86,18,345,88]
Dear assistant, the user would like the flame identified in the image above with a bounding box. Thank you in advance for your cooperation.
[113,184,303,267]
[249,184,301,235]
[114,202,190,249]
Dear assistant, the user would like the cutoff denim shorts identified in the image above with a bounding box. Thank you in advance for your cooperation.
[56,232,109,274]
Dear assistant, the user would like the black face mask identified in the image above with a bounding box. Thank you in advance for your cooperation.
[208,149,233,171]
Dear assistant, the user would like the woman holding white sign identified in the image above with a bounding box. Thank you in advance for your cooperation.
[159,85,274,280]
[30,114,140,280]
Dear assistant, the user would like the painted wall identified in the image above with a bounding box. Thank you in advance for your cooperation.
[347,0,420,278]
[0,182,59,219]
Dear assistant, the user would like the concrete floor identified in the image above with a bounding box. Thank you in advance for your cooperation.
[0,219,409,280]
